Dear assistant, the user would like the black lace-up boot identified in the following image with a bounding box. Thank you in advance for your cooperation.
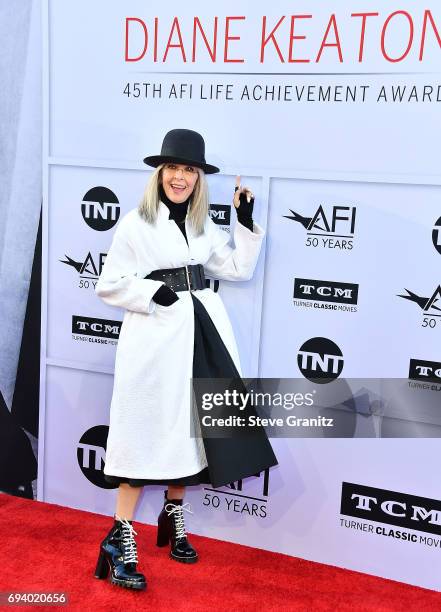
[156,490,198,563]
[94,515,147,590]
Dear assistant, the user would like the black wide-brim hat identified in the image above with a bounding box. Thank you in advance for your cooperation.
[143,128,220,174]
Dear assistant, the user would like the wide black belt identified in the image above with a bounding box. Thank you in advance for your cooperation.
[145,264,206,292]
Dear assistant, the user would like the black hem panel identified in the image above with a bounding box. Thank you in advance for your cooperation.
[104,466,212,488]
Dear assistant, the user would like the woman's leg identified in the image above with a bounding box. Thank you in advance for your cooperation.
[159,484,197,562]
[115,483,143,520]
[95,483,146,589]
[167,485,185,500]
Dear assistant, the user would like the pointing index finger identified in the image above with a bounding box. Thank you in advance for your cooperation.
[235,175,241,190]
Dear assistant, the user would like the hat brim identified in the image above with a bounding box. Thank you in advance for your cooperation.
[143,155,219,174]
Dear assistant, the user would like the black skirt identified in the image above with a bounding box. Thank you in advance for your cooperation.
[104,293,278,489]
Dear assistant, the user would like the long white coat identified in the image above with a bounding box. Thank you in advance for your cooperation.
[95,202,265,480]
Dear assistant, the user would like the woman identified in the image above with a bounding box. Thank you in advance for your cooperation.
[94,129,278,591]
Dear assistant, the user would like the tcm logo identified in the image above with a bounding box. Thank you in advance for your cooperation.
[60,251,107,290]
[409,359,441,384]
[341,482,441,537]
[284,205,356,250]
[72,315,121,340]
[433,216,441,255]
[81,186,120,231]
[294,278,358,306]
[77,425,117,489]
[209,204,231,228]
[297,337,344,383]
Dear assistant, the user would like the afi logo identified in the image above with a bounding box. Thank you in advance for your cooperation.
[284,205,356,236]
[398,285,441,316]
[81,186,120,231]
[60,252,107,278]
[227,468,270,497]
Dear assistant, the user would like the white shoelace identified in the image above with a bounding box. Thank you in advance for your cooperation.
[165,502,193,540]
[115,516,139,564]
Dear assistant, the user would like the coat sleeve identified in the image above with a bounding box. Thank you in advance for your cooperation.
[95,219,164,314]
[203,216,265,282]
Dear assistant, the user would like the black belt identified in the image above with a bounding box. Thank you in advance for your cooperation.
[145,264,206,292]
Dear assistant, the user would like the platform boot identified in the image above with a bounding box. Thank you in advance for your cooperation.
[94,515,147,590]
[156,490,198,563]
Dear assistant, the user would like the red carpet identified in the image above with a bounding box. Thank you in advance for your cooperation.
[1,494,441,611]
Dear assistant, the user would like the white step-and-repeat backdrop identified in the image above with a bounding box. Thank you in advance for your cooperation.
[40,0,441,591]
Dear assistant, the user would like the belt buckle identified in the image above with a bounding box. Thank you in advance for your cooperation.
[184,265,192,292]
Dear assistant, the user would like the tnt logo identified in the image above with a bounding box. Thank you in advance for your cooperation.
[297,337,344,383]
[433,217,441,255]
[81,186,120,231]
[77,425,117,489]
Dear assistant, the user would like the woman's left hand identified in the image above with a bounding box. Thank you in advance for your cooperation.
[232,175,255,232]
[233,175,254,208]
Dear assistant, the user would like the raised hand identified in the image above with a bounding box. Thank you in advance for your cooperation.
[233,175,254,208]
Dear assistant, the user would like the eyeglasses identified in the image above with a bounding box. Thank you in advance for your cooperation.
[164,163,197,175]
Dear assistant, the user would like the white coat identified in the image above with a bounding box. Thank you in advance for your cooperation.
[95,202,265,480]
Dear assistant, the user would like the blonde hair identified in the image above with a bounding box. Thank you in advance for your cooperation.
[138,163,209,235]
